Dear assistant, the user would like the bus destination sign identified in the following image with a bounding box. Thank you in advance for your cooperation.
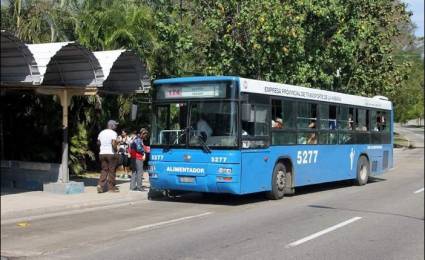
[160,84,226,99]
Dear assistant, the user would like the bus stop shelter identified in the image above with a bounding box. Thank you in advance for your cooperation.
[0,30,150,193]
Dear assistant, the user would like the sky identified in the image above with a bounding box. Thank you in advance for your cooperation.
[404,0,424,37]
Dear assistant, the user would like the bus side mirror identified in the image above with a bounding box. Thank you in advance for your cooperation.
[242,103,254,122]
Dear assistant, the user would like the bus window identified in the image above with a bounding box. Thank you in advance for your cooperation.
[297,102,317,144]
[271,99,296,130]
[152,103,187,146]
[371,110,390,144]
[189,101,238,147]
[338,106,355,130]
[355,109,368,131]
[271,99,283,129]
[242,100,270,148]
[319,104,337,130]
[271,99,296,145]
[282,100,296,129]
[297,102,317,129]
[382,111,390,143]
[319,104,337,144]
[355,108,370,144]
[377,111,387,131]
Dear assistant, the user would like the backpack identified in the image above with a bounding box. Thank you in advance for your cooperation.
[130,137,144,154]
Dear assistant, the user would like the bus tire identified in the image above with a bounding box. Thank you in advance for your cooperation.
[266,163,286,200]
[148,188,165,200]
[356,155,369,186]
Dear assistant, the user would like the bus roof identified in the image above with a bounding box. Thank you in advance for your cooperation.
[154,76,239,84]
[239,78,392,110]
[153,76,392,110]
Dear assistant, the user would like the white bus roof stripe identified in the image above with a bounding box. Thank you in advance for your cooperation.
[239,78,392,110]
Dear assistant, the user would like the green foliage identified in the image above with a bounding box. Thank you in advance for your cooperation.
[1,0,76,42]
[391,39,424,123]
[69,123,95,175]
[189,0,411,97]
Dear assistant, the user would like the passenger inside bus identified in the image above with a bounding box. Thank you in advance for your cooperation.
[307,132,317,144]
[348,113,354,130]
[307,120,317,144]
[195,113,212,138]
[272,117,283,129]
[376,112,386,131]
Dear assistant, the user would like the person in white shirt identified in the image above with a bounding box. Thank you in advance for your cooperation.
[196,114,213,137]
[97,120,119,193]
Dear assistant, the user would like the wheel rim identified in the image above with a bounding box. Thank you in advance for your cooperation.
[276,169,286,190]
[360,164,368,180]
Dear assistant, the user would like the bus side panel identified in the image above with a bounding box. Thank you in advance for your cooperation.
[240,150,273,194]
[366,144,393,176]
[268,145,355,187]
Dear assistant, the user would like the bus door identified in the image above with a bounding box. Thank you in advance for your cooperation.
[240,100,272,193]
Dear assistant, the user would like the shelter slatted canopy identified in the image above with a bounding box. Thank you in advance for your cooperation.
[0,31,40,86]
[0,30,150,186]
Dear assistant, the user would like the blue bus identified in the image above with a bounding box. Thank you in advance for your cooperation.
[148,76,393,199]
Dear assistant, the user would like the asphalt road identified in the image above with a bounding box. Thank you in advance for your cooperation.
[1,148,424,260]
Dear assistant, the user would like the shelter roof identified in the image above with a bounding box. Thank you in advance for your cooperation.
[0,31,150,93]
[94,50,150,94]
[0,30,40,86]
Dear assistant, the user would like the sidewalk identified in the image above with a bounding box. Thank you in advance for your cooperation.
[1,174,150,225]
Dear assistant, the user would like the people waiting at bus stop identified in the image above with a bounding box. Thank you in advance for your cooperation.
[97,120,120,193]
[117,129,131,179]
[129,128,149,191]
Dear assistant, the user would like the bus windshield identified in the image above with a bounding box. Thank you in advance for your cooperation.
[151,101,238,149]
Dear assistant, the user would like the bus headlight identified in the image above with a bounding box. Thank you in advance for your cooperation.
[217,176,233,182]
[218,167,232,174]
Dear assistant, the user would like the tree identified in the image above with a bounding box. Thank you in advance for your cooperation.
[1,0,76,42]
[187,0,411,97]
[392,37,424,123]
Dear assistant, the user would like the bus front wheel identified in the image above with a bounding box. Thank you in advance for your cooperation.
[266,163,286,200]
[356,156,369,186]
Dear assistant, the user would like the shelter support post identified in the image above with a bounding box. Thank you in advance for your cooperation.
[36,87,96,194]
[58,89,71,183]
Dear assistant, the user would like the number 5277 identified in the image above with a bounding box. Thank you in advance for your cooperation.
[296,150,318,164]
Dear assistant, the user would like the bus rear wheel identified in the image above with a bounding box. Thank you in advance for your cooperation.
[266,163,286,200]
[355,156,369,186]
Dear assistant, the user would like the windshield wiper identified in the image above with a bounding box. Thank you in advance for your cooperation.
[175,127,190,144]
[195,134,211,153]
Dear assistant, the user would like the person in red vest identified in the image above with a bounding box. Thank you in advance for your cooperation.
[129,129,146,191]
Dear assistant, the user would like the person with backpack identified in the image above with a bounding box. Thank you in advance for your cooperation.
[117,129,131,179]
[129,129,146,191]
[140,128,151,173]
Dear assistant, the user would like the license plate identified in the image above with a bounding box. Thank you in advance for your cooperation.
[179,176,195,183]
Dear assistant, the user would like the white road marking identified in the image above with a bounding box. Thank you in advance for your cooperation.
[286,217,362,248]
[414,188,424,194]
[125,212,213,232]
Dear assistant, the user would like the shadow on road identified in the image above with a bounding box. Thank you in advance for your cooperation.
[149,177,387,206]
